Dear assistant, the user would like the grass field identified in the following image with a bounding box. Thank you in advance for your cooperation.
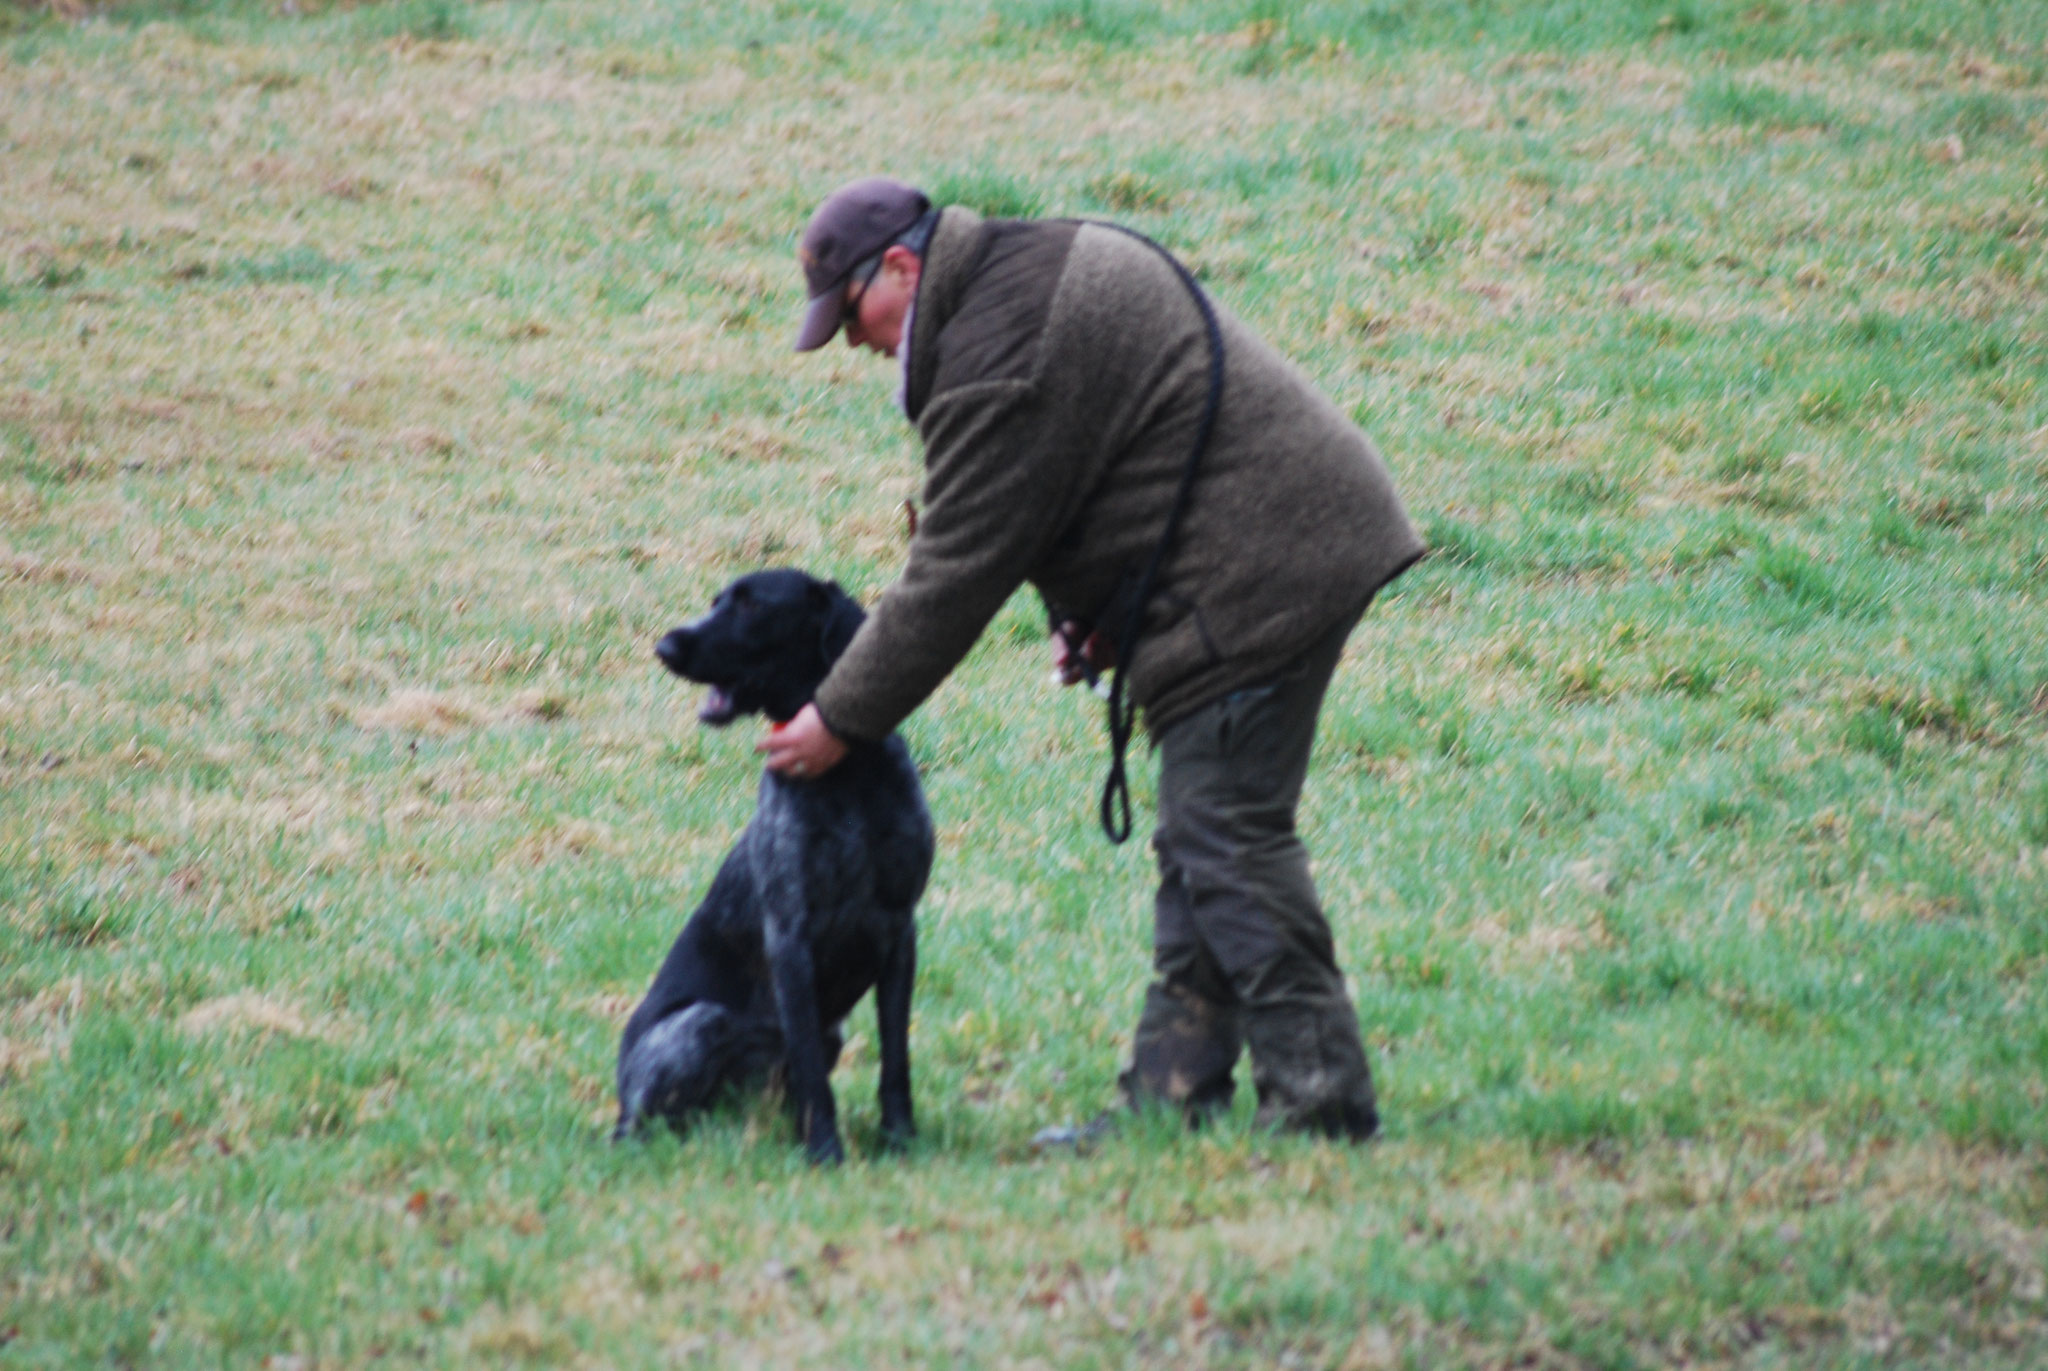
[4,0,2047,1364]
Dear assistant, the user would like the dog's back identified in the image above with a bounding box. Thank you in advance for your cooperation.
[615,571,932,1163]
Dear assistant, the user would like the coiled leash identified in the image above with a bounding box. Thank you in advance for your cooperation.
[1086,224,1227,845]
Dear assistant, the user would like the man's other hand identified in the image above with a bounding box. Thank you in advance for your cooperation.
[1052,620,1116,687]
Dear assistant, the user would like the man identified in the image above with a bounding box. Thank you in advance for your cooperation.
[761,176,1425,1140]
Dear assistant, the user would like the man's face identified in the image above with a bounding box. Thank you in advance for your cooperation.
[843,246,920,357]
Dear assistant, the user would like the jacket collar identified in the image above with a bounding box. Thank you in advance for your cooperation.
[903,206,987,422]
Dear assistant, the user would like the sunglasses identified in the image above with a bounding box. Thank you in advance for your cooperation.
[839,252,887,331]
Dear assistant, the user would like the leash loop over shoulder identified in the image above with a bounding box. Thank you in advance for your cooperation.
[1090,224,1227,845]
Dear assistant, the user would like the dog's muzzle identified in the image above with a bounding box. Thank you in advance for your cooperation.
[697,685,738,726]
[655,628,741,726]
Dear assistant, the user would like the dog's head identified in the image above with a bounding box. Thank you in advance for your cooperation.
[654,570,866,726]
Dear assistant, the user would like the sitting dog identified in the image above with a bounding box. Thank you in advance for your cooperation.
[614,569,933,1165]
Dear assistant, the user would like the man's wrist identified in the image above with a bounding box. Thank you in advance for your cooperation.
[810,701,858,746]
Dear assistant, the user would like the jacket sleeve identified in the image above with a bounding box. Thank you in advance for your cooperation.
[811,377,1079,742]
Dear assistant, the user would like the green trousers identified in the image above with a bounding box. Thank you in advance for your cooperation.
[1118,609,1378,1140]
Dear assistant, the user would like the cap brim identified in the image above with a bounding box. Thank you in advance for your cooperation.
[794,290,843,352]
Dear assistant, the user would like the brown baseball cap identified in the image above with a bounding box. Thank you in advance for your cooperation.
[793,176,932,352]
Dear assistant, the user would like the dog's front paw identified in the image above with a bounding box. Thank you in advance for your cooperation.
[879,1115,916,1153]
[805,1134,846,1167]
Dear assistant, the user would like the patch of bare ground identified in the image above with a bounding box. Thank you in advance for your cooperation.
[3,976,87,1078]
[0,550,97,586]
[178,991,336,1043]
[343,682,577,737]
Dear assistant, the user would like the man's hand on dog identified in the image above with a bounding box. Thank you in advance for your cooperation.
[759,703,848,779]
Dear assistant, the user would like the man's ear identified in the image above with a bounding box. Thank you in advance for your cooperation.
[882,244,922,287]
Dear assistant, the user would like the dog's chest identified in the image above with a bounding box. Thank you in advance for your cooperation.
[746,776,922,926]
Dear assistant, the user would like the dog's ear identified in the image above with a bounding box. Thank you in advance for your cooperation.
[812,579,865,666]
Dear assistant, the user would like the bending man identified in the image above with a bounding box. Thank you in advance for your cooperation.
[762,177,1425,1140]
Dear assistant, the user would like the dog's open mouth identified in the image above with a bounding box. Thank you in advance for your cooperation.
[698,685,738,726]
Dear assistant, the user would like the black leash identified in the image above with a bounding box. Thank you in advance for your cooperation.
[1089,225,1226,844]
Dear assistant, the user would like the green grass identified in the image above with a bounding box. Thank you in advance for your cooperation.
[3,0,2047,1365]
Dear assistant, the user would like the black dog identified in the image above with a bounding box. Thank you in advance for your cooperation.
[614,570,933,1165]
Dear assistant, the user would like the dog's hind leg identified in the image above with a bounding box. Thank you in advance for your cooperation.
[613,1002,782,1142]
[874,921,917,1149]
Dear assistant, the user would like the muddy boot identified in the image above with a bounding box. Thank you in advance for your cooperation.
[1119,980,1243,1125]
[1244,1000,1378,1142]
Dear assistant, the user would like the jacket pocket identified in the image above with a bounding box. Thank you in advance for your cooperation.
[1216,678,1281,754]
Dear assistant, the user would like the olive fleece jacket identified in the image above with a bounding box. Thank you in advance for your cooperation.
[811,207,1426,744]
